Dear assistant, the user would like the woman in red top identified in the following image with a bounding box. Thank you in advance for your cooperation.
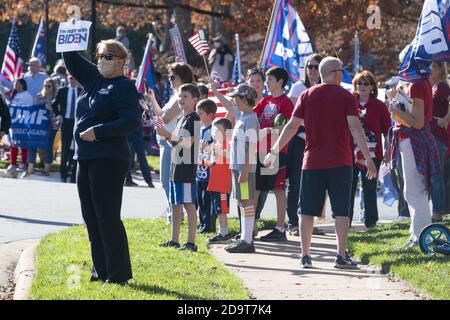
[430,62,450,222]
[350,71,391,228]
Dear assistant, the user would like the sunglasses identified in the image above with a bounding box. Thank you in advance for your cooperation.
[44,85,52,88]
[96,53,115,61]
[357,81,371,86]
[307,65,319,70]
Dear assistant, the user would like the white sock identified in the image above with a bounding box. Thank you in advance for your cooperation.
[242,215,255,244]
[275,226,285,233]
[219,226,228,236]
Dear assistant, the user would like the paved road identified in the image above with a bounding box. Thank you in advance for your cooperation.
[0,172,400,244]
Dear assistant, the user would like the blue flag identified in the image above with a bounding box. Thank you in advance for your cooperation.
[399,0,450,81]
[31,17,46,67]
[9,103,50,149]
[260,0,313,85]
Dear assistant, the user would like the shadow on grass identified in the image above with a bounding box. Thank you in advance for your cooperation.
[129,283,206,300]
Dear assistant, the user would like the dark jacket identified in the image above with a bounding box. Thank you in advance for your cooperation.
[62,51,140,161]
[51,86,82,118]
[0,96,11,133]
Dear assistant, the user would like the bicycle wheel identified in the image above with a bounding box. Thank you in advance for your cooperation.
[419,224,450,254]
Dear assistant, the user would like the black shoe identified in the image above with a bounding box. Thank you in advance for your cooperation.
[147,182,155,188]
[179,243,198,252]
[233,233,241,241]
[210,233,232,243]
[224,240,255,253]
[312,227,326,235]
[104,279,128,286]
[159,240,180,248]
[300,255,313,269]
[334,254,358,269]
[260,228,287,242]
[125,180,138,187]
[89,275,105,283]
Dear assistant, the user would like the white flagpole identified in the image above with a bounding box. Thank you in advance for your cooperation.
[203,55,210,79]
[235,33,241,83]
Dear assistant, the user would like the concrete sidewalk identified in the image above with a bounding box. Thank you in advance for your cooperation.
[210,225,424,300]
[0,239,39,300]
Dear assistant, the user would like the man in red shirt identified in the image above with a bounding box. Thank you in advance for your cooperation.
[265,57,377,269]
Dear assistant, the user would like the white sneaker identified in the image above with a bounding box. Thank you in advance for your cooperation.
[5,164,16,173]
[18,163,27,171]
[398,216,410,221]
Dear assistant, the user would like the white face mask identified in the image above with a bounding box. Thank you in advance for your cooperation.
[116,32,123,39]
[98,59,116,78]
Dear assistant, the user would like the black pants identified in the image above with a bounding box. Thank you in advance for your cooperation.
[287,135,304,227]
[391,154,410,217]
[60,119,76,182]
[444,157,450,214]
[77,159,132,282]
[197,181,214,232]
[350,159,381,227]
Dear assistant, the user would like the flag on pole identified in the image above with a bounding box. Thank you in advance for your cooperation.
[188,29,210,56]
[31,17,46,67]
[231,33,243,84]
[1,20,24,82]
[399,0,450,82]
[259,0,313,85]
[136,35,156,94]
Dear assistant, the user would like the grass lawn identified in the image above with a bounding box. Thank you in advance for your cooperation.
[31,218,275,300]
[348,217,450,300]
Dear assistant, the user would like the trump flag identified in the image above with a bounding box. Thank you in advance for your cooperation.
[260,0,313,85]
[400,0,450,81]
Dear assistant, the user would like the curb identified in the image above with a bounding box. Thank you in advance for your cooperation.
[13,241,39,300]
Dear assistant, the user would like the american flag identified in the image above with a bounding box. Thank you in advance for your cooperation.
[188,29,210,56]
[1,20,23,82]
[150,115,165,129]
[207,84,235,118]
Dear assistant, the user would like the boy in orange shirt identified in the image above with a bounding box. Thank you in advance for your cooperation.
[207,117,233,242]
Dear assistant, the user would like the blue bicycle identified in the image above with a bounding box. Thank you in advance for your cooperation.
[419,223,450,255]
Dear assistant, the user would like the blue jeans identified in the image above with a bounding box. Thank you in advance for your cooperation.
[158,138,172,215]
[127,128,153,184]
[27,129,57,165]
[430,136,447,214]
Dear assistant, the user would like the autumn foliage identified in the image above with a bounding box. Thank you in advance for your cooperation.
[0,0,424,81]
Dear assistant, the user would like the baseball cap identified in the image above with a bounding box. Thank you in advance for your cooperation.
[228,83,257,101]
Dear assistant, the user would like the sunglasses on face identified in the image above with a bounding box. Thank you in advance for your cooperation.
[307,65,319,70]
[44,85,52,88]
[357,81,371,86]
[96,53,115,61]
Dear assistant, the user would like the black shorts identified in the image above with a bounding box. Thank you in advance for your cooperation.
[255,153,287,191]
[299,166,353,218]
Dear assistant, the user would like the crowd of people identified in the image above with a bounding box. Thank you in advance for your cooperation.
[1,28,449,283]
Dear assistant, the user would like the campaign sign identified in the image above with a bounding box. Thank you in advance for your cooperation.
[56,20,92,53]
[9,104,51,149]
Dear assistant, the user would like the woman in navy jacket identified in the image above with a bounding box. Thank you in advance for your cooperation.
[63,39,140,284]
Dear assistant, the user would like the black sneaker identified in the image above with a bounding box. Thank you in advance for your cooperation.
[210,233,232,243]
[300,255,313,269]
[260,228,287,242]
[159,240,180,248]
[224,240,255,253]
[179,243,198,252]
[334,255,358,269]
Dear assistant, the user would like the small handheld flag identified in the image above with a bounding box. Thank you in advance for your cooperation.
[189,29,211,78]
[188,29,210,56]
